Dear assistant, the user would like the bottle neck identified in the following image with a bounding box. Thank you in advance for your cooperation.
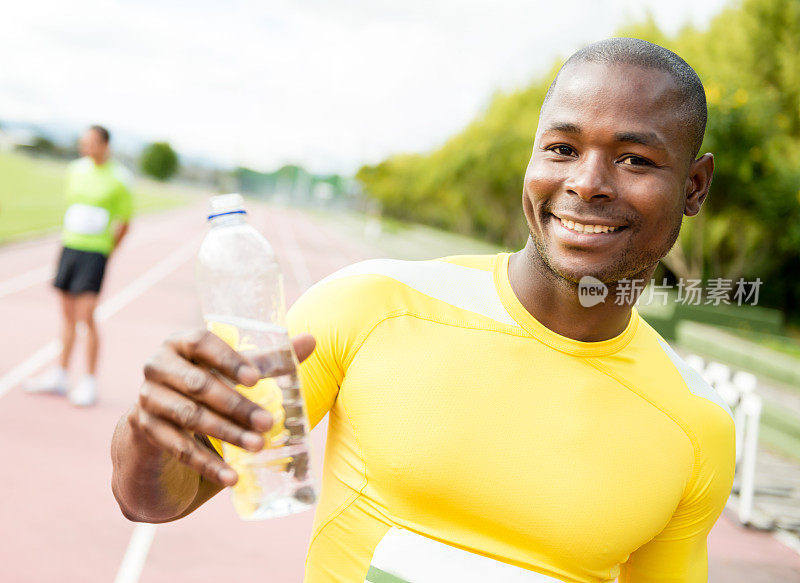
[208,211,246,227]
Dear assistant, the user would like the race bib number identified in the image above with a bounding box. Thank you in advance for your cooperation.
[63,204,110,235]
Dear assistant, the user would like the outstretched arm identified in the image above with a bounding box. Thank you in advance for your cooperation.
[110,330,315,523]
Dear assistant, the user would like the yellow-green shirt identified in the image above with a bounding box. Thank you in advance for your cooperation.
[220,253,736,582]
[61,157,133,255]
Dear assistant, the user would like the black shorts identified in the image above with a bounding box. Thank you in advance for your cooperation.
[54,247,108,294]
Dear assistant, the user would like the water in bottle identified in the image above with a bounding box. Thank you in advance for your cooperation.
[195,193,317,520]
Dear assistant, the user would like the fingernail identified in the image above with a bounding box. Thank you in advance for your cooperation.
[219,468,237,484]
[238,365,260,385]
[243,432,263,450]
[250,409,272,431]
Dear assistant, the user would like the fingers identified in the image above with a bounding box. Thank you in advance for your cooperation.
[167,330,260,387]
[143,350,272,432]
[135,328,318,486]
[139,381,265,452]
[131,408,239,487]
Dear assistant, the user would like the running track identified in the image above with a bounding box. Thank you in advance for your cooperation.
[0,200,798,582]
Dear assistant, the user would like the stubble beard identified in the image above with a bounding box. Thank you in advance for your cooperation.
[529,214,683,287]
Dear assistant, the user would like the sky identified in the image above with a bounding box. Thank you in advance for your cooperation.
[1,0,730,174]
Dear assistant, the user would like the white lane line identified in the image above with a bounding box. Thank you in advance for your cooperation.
[774,529,800,557]
[113,523,158,583]
[0,341,62,399]
[0,242,160,303]
[0,238,199,398]
[95,239,198,320]
[107,208,312,583]
[0,204,203,298]
[0,265,52,299]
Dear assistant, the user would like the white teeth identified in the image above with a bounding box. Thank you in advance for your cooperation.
[559,217,620,233]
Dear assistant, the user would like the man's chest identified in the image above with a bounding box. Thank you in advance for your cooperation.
[68,171,119,207]
[336,322,694,562]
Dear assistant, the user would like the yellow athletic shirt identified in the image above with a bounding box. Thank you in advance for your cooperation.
[280,253,733,582]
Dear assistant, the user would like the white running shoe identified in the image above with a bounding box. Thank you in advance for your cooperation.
[69,375,97,407]
[23,367,68,396]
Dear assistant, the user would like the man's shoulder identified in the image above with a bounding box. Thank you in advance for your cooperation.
[109,160,134,189]
[635,330,736,501]
[304,254,504,312]
[68,157,93,174]
[289,254,507,328]
[628,321,734,445]
[311,254,497,289]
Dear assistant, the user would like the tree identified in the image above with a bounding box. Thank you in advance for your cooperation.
[140,142,179,181]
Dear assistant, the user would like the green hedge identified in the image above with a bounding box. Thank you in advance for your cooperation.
[728,329,800,359]
[677,302,782,334]
[637,293,784,340]
[760,422,800,462]
[675,321,800,389]
[672,323,800,460]
[760,403,800,461]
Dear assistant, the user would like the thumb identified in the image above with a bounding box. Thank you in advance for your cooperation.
[291,333,316,363]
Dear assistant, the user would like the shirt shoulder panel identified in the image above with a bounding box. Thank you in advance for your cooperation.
[655,338,734,421]
[307,257,517,327]
[436,254,496,271]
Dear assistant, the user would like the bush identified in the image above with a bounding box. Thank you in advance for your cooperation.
[675,321,800,388]
[140,142,179,181]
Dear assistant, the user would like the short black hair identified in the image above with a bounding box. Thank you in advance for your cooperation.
[89,125,111,144]
[543,38,707,159]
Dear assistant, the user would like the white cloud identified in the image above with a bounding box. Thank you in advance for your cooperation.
[0,0,730,173]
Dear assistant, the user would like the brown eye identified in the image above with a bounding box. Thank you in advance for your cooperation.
[550,145,576,156]
[620,155,652,166]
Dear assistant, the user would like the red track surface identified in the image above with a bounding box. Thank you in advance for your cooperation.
[0,201,798,582]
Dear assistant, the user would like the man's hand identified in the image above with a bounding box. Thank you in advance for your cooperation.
[126,329,315,488]
[109,222,129,258]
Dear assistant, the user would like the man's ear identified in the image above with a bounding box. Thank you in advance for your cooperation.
[684,153,714,217]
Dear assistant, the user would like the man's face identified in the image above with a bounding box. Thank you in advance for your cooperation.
[523,62,698,284]
[79,129,108,160]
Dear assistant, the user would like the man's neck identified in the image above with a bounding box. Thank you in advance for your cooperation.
[508,238,656,342]
[91,154,109,166]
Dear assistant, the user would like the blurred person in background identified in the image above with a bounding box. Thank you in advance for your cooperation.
[25,125,133,406]
[112,38,734,582]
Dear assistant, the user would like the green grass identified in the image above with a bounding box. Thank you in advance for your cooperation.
[0,151,193,244]
[760,423,800,462]
[728,328,800,359]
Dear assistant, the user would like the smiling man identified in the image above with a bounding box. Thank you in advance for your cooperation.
[112,38,734,582]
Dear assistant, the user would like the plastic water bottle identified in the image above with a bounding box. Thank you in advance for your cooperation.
[195,193,316,519]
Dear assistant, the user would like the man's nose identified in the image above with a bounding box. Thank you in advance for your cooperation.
[564,153,616,202]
